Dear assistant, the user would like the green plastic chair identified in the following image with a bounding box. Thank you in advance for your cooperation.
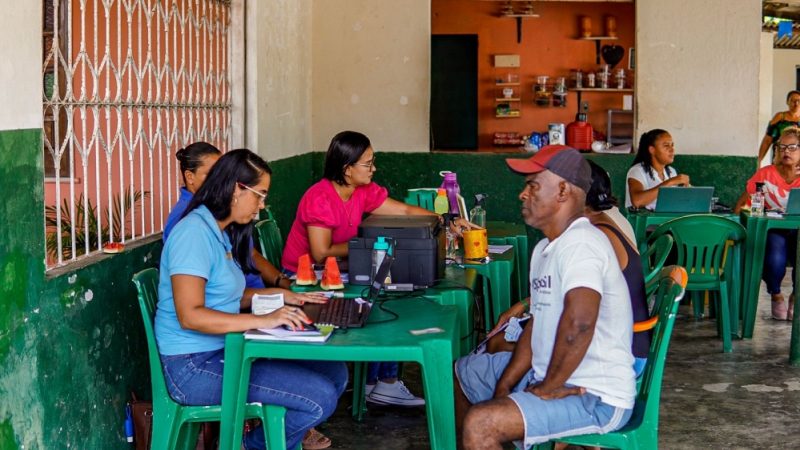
[404,188,438,212]
[641,234,674,297]
[255,218,284,269]
[536,266,688,450]
[132,268,290,450]
[649,214,746,353]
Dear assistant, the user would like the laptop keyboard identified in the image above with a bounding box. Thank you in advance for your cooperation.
[316,298,371,329]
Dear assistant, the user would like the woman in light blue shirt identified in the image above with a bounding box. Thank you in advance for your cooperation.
[156,149,347,450]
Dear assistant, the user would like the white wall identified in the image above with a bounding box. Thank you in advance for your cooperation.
[311,0,431,152]
[0,1,41,130]
[772,48,800,116]
[246,0,313,160]
[636,0,761,156]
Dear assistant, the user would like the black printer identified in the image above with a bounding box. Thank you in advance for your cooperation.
[348,215,445,287]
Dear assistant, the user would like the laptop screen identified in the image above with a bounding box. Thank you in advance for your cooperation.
[655,186,714,213]
[785,189,800,215]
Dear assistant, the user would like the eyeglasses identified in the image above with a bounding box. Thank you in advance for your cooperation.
[353,157,376,169]
[237,182,267,204]
[778,144,800,153]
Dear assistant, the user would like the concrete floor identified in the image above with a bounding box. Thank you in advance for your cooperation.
[318,279,800,449]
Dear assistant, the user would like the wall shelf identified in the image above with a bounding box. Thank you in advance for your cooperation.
[576,36,620,64]
[495,82,520,87]
[495,97,521,102]
[571,88,633,92]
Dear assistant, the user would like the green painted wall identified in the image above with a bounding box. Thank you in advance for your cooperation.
[364,152,757,224]
[0,128,160,449]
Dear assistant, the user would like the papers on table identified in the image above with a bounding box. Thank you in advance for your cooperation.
[488,244,513,254]
[252,293,284,315]
[244,326,333,343]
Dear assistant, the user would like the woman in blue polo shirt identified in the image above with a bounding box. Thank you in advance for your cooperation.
[156,149,347,450]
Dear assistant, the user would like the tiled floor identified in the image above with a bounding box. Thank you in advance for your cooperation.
[318,278,800,449]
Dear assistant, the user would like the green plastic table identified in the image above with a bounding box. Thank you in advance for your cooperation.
[740,212,800,338]
[219,299,460,450]
[487,220,530,301]
[463,247,515,331]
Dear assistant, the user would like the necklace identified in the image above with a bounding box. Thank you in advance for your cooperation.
[343,200,354,226]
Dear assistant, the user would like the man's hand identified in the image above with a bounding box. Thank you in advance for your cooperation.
[491,301,528,333]
[525,382,585,400]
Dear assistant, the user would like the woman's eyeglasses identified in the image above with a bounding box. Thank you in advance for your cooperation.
[237,182,268,204]
[778,144,800,153]
[353,158,376,169]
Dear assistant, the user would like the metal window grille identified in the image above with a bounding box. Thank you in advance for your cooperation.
[43,0,232,269]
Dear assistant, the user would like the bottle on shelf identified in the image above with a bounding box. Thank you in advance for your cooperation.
[751,182,765,217]
[469,194,488,228]
[570,69,583,89]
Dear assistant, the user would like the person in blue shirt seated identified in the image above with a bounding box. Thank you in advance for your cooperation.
[156,149,347,450]
[165,142,320,304]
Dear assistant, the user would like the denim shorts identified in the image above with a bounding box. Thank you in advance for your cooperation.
[455,352,632,449]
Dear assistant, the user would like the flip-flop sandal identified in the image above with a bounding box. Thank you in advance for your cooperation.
[302,427,332,450]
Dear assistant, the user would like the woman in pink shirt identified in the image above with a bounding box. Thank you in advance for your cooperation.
[736,126,800,320]
[282,130,443,407]
[282,131,438,272]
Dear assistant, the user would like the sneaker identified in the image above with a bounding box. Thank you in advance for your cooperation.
[365,383,376,396]
[367,380,425,406]
[772,300,788,321]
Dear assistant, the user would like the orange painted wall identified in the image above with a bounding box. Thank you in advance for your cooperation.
[432,0,635,149]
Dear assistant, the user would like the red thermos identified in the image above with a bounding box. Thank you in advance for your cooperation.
[566,113,593,151]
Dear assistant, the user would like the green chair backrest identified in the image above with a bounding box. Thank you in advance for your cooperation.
[255,219,284,270]
[641,233,674,297]
[630,265,687,431]
[132,268,170,404]
[649,214,745,287]
[404,188,438,212]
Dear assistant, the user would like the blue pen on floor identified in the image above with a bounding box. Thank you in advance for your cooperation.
[124,404,134,443]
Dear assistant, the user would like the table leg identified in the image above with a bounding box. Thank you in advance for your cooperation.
[743,220,768,339]
[351,361,368,421]
[420,341,456,450]
[220,333,246,450]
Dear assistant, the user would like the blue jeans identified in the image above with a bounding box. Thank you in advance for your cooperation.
[161,349,348,450]
[366,362,399,384]
[763,229,798,295]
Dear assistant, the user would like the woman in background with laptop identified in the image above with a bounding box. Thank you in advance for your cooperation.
[625,129,691,210]
[156,149,348,450]
[735,127,800,321]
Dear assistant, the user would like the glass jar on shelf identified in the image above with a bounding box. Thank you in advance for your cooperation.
[614,69,626,89]
[534,75,551,107]
[552,77,567,108]
[570,69,583,89]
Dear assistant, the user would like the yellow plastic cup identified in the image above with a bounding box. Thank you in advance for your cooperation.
[463,229,488,260]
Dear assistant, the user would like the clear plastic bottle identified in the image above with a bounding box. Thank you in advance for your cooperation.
[434,188,449,215]
[442,214,461,264]
[469,194,487,228]
[751,182,765,217]
[439,171,461,215]
[371,237,392,284]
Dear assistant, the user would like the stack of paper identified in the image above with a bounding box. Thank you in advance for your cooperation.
[244,326,333,343]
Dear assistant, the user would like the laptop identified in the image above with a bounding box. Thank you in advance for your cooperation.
[654,186,714,213]
[784,189,800,215]
[303,253,394,328]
